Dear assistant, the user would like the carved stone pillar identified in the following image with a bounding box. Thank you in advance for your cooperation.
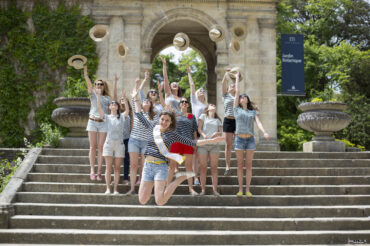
[256,17,280,151]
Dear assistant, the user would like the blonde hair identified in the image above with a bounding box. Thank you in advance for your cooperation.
[195,88,207,104]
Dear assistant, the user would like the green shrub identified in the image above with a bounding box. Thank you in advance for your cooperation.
[0,149,27,193]
[61,76,90,98]
[278,119,314,151]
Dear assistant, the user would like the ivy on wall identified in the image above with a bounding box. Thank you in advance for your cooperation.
[0,1,98,147]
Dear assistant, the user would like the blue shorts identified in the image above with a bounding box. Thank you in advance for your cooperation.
[128,138,147,154]
[234,136,256,151]
[142,162,168,182]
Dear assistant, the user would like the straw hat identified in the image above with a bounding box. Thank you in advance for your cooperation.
[67,55,87,70]
[231,24,247,41]
[173,32,190,51]
[226,67,244,82]
[209,25,225,42]
[89,25,109,42]
[117,42,129,61]
[229,39,242,54]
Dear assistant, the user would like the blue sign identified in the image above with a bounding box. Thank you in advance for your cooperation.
[281,34,305,96]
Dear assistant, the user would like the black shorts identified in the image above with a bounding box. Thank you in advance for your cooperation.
[223,117,236,133]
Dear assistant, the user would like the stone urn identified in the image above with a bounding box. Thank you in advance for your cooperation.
[52,97,90,137]
[297,101,350,152]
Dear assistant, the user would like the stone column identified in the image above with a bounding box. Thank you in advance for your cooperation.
[93,16,110,81]
[108,16,125,96]
[256,17,280,151]
[215,49,228,119]
[122,13,144,94]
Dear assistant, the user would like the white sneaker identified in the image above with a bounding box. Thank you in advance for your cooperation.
[104,189,111,195]
[113,191,119,195]
[175,171,196,179]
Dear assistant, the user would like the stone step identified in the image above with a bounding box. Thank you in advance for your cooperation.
[41,148,370,159]
[9,215,370,231]
[26,173,370,185]
[22,182,370,195]
[15,192,370,206]
[14,203,370,218]
[1,229,369,244]
[33,164,370,176]
[36,156,370,167]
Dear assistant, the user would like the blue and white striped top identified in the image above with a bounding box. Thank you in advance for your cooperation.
[222,93,235,117]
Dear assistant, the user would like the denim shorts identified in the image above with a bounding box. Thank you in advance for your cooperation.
[128,138,147,154]
[234,136,256,150]
[86,119,108,133]
[142,162,168,182]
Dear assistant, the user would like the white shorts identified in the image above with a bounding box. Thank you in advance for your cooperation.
[86,119,108,133]
[103,140,125,158]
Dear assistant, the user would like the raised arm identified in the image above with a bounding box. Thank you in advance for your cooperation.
[96,90,104,119]
[255,115,270,140]
[132,78,142,114]
[121,91,129,118]
[113,73,119,101]
[138,71,150,91]
[221,68,230,95]
[157,81,166,108]
[84,65,93,94]
[161,57,171,96]
[186,64,195,96]
[233,72,240,108]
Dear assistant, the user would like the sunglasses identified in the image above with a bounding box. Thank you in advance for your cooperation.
[149,90,158,94]
[180,100,189,104]
[95,83,104,86]
[240,94,248,98]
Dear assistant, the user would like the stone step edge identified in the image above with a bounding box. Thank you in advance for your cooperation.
[23,182,370,188]
[1,229,370,235]
[12,202,370,209]
[15,191,370,198]
[10,215,370,222]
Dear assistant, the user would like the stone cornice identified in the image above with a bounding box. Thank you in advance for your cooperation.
[92,5,143,24]
[257,16,277,28]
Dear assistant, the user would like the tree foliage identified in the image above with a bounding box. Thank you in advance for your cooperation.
[277,0,369,150]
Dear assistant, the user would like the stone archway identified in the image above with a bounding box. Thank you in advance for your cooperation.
[141,8,227,105]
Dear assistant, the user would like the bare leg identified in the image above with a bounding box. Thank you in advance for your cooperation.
[104,156,113,193]
[128,152,140,193]
[245,150,255,193]
[184,154,197,195]
[138,181,154,204]
[88,131,97,179]
[224,132,234,172]
[97,132,107,177]
[154,176,188,206]
[199,153,208,194]
[210,153,219,194]
[168,160,176,184]
[236,150,244,194]
[192,148,200,184]
[114,157,122,193]
[137,154,145,184]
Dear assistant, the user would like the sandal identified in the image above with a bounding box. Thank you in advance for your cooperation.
[236,191,243,197]
[199,191,206,196]
[246,191,253,197]
[125,190,135,196]
[190,190,199,196]
[97,174,102,181]
[213,191,220,196]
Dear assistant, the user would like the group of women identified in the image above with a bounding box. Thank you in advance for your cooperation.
[84,57,270,205]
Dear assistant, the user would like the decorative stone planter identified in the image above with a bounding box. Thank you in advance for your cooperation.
[297,101,350,152]
[52,97,90,148]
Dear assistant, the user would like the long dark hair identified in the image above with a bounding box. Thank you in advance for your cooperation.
[239,94,257,111]
[143,99,156,120]
[160,109,177,131]
[108,101,121,119]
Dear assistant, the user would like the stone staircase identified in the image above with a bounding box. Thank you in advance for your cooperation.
[1,148,370,245]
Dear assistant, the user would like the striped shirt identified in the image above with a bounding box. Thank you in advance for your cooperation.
[175,114,198,140]
[130,99,159,141]
[135,112,197,161]
[222,93,235,117]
